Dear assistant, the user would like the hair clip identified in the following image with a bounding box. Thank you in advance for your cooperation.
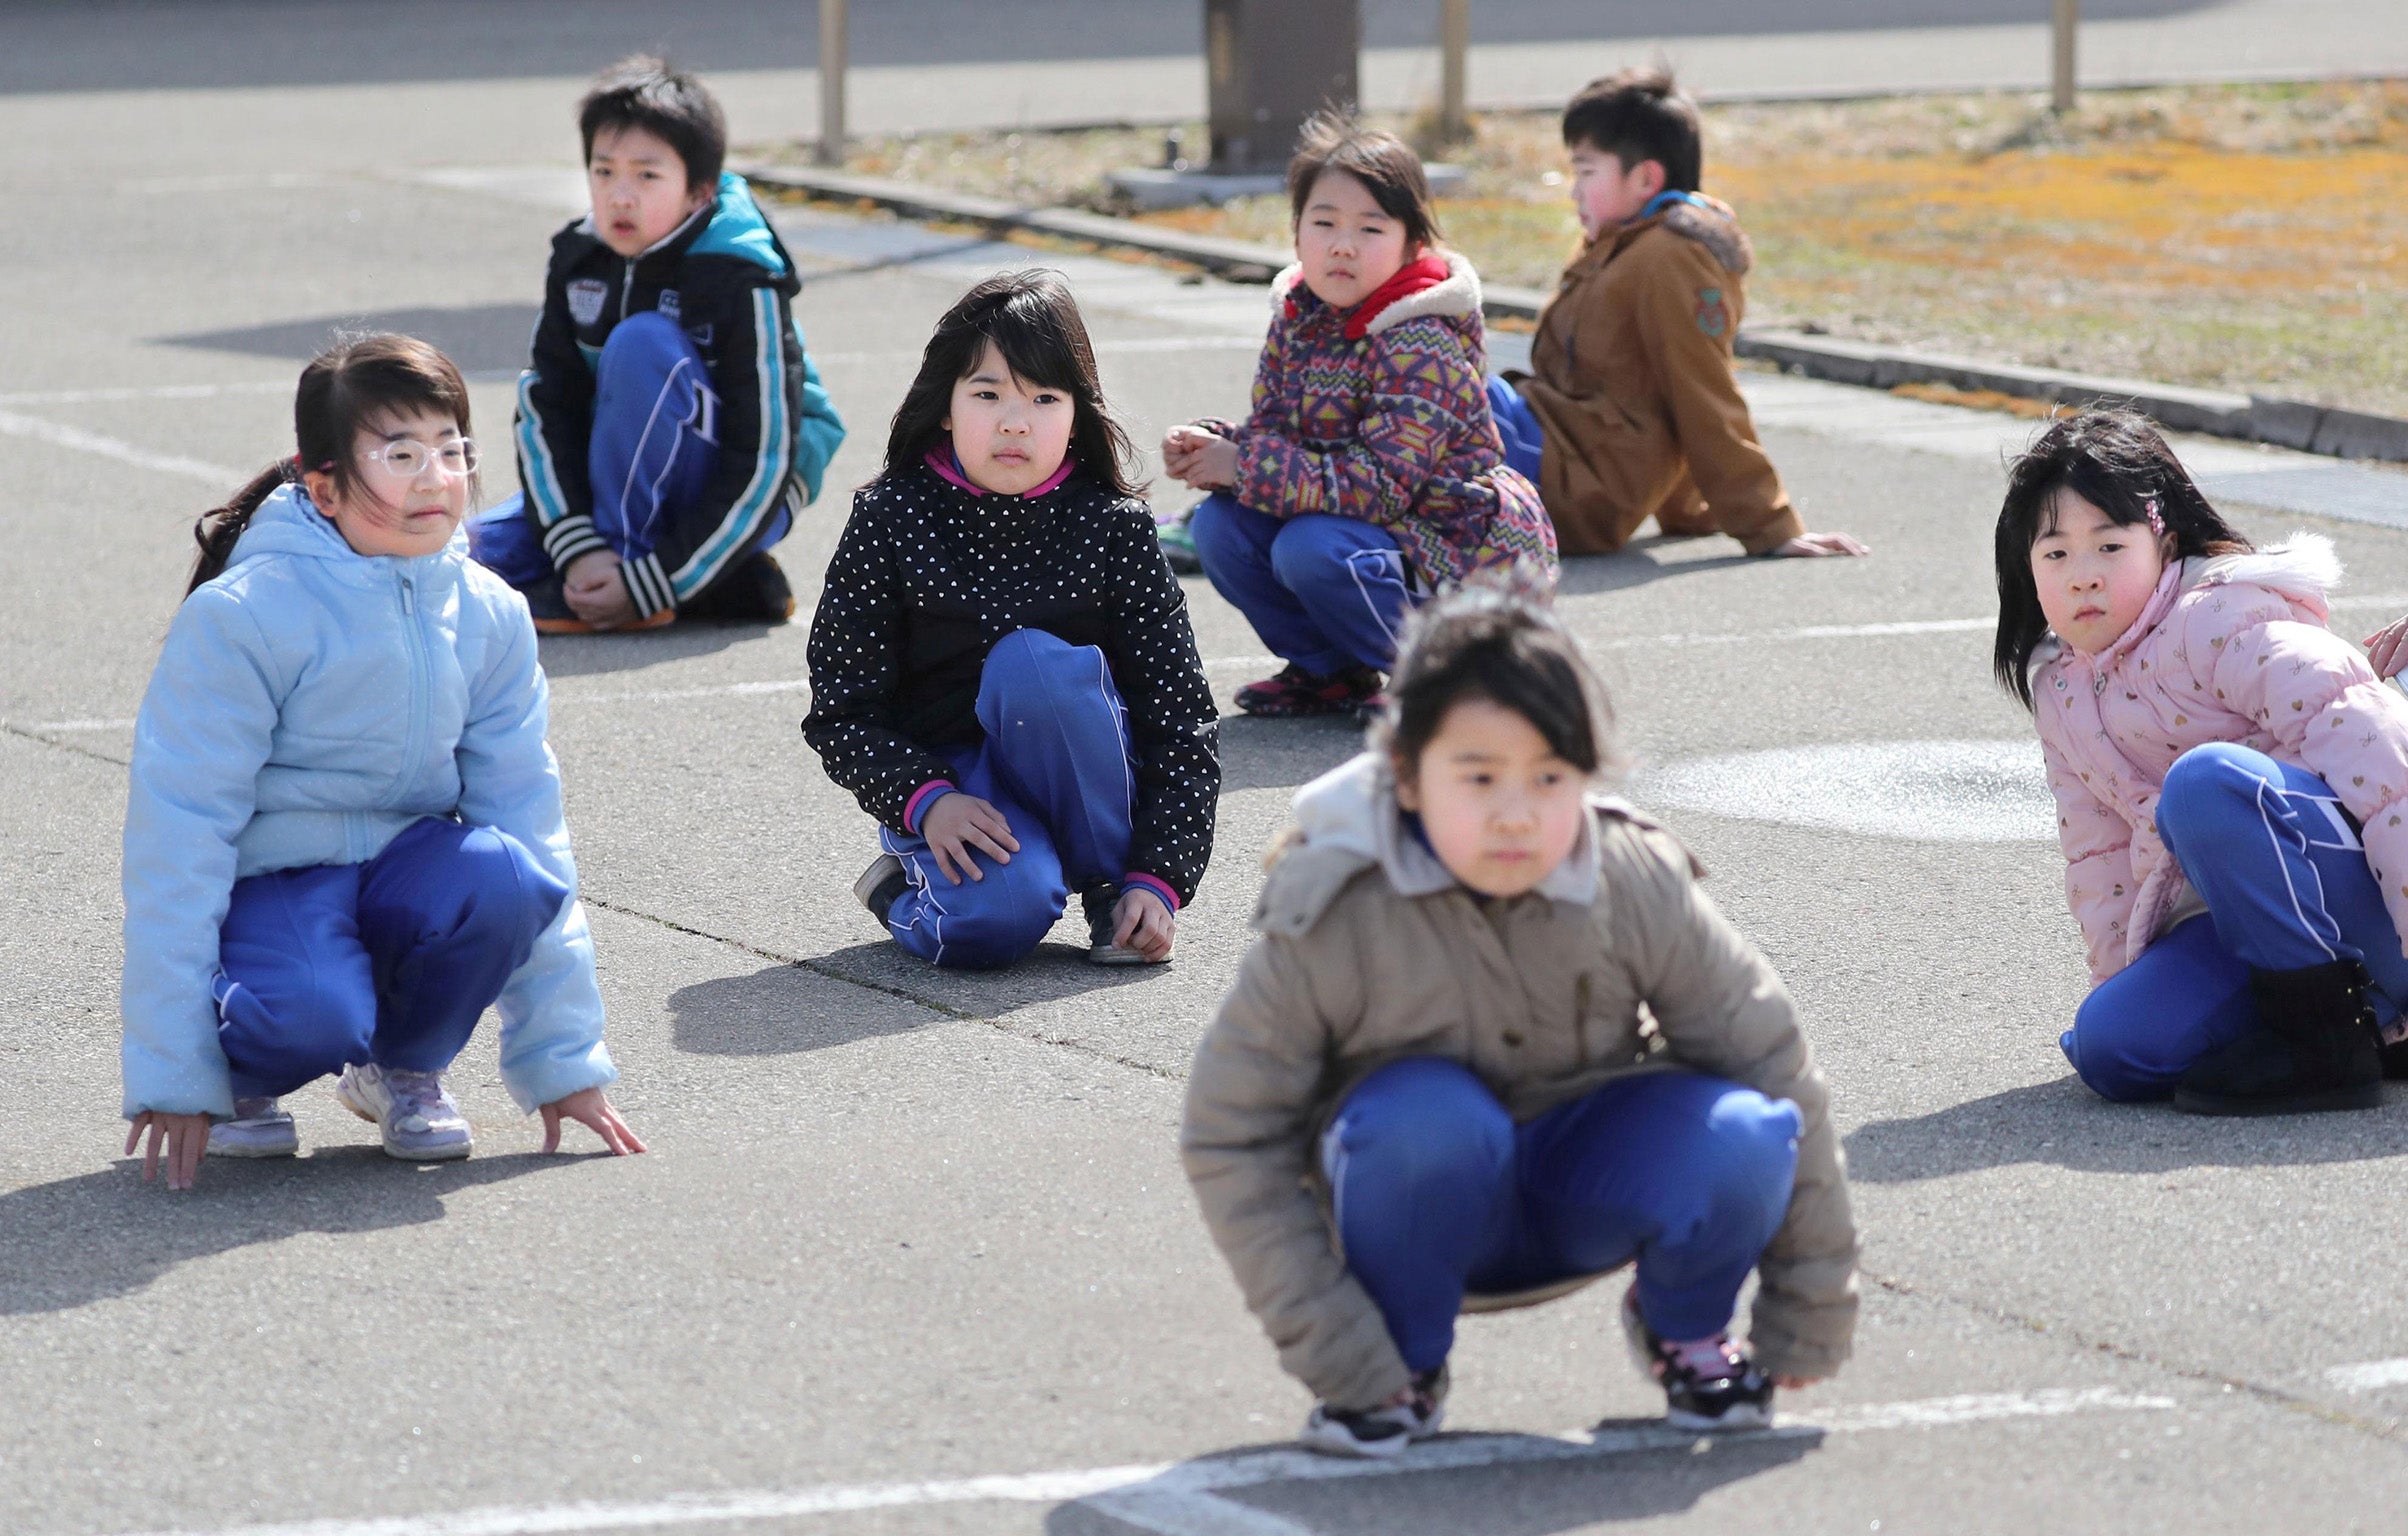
[2143,496,2165,535]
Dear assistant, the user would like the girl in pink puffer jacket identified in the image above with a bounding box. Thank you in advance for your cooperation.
[1996,411,2408,1116]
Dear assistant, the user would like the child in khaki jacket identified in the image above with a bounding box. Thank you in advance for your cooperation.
[1492,68,1866,561]
[1180,578,1858,1458]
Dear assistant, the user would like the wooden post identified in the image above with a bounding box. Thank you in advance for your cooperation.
[817,0,848,165]
[1440,0,1470,144]
[2051,0,2078,115]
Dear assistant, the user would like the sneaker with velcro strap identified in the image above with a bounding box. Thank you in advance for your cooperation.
[1298,1367,1447,1458]
[1620,1284,1776,1432]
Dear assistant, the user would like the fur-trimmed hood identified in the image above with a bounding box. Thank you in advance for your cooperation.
[1657,194,1754,277]
[1270,250,1483,338]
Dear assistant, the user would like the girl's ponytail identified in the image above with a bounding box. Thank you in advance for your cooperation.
[186,460,295,595]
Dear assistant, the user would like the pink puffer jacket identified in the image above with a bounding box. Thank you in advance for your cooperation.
[2034,536,2408,984]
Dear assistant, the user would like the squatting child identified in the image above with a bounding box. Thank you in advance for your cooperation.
[470,55,845,632]
[122,334,643,1191]
[1159,115,1556,719]
[804,270,1221,970]
[1493,67,1865,560]
[1182,579,1857,1457]
[2001,409,2408,1115]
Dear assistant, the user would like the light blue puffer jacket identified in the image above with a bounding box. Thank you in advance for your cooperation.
[120,483,615,1119]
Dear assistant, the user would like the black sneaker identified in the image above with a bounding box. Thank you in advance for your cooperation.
[1298,1367,1447,1459]
[852,854,908,927]
[681,551,797,624]
[1620,1286,1775,1432]
[1081,885,1159,966]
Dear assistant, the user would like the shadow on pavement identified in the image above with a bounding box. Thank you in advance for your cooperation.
[1554,541,1757,598]
[1845,1076,2408,1182]
[1045,1424,1819,1534]
[669,962,936,1055]
[0,1149,584,1315]
[537,622,781,678]
[158,304,542,378]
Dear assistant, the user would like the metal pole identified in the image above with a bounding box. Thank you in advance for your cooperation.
[2051,0,2077,115]
[817,0,848,166]
[1440,0,1470,143]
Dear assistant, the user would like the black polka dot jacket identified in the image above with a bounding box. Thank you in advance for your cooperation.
[802,462,1222,906]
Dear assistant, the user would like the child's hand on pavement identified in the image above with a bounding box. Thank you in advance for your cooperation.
[563,550,638,627]
[2365,615,2408,678]
[1113,886,1176,962]
[125,1110,211,1191]
[920,792,1020,885]
[540,1086,647,1155]
[1761,531,1870,559]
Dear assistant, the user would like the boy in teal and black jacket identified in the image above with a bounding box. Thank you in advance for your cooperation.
[470,55,845,632]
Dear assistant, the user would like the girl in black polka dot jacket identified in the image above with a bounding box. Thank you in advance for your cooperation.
[804,270,1221,970]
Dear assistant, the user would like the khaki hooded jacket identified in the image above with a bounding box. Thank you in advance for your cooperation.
[1517,197,1803,556]
[1179,755,1858,1411]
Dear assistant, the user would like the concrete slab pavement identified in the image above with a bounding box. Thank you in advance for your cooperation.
[12,60,2408,1536]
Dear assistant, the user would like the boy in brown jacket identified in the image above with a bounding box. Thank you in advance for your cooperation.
[1493,68,1867,560]
[1181,581,1858,1458]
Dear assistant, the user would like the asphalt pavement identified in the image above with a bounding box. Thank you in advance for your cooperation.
[8,38,2408,1536]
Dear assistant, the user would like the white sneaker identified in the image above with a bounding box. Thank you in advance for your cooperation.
[336,1064,473,1162]
[1298,1368,1447,1458]
[207,1097,298,1158]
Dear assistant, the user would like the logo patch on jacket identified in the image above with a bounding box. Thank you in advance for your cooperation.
[1694,287,1729,338]
[656,288,682,323]
[567,278,608,327]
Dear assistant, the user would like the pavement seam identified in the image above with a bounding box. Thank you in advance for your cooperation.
[580,892,1186,1082]
[1,720,128,769]
[1863,1266,2406,1444]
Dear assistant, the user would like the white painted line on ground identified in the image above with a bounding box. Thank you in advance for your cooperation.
[104,1386,2174,1536]
[2326,1358,2408,1392]
[1637,739,2057,843]
[0,408,243,484]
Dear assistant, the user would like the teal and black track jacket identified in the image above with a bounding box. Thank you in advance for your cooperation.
[513,172,845,617]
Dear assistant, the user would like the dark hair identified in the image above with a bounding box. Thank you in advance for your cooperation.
[1992,408,2253,707]
[882,269,1142,500]
[1374,568,1616,779]
[1286,111,1442,253]
[1561,67,1703,194]
[579,54,727,191]
[188,333,474,595]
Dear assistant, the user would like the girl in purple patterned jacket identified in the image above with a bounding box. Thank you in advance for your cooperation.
[1162,115,1557,719]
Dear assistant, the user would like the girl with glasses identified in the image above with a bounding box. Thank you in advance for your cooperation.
[119,332,644,1190]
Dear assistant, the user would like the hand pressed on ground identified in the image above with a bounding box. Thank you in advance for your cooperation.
[540,1086,646,1155]
[2365,616,2408,678]
[125,1110,211,1191]
[921,791,1021,885]
[1761,531,1870,559]
[1113,886,1176,962]
[563,550,639,628]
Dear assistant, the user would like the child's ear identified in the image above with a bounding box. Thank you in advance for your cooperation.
[1390,753,1422,811]
[301,465,339,513]
[685,175,716,213]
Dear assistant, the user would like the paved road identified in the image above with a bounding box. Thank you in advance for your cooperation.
[7,48,2408,1536]
[4,0,2405,144]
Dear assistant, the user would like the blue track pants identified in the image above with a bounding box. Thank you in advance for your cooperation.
[1187,493,1416,674]
[880,630,1140,970]
[211,817,569,1099]
[2064,743,2408,1100]
[1486,375,1545,485]
[471,311,784,591]
[1322,1057,1802,1373]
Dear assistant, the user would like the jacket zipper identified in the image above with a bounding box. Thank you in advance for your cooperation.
[392,572,431,810]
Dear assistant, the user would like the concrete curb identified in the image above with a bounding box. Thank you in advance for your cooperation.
[741,161,2408,464]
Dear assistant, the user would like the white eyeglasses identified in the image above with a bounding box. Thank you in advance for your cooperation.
[354,438,482,482]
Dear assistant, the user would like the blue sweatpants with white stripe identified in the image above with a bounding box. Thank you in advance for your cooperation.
[470,311,789,591]
[1323,1058,1801,1373]
[2063,743,2408,1101]
[1187,493,1416,674]
[211,817,568,1100]
[880,630,1140,970]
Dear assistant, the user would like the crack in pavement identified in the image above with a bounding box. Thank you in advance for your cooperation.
[1864,1267,2406,1445]
[580,892,1186,1082]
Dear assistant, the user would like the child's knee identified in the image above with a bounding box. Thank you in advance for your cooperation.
[1328,1058,1515,1189]
[213,966,374,1090]
[921,851,1065,969]
[979,630,1121,732]
[368,823,567,959]
[2064,999,2175,1101]
[596,309,697,378]
[2157,742,2267,843]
